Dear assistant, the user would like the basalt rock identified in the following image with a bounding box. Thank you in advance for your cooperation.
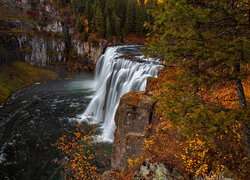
[109,87,189,180]
[111,91,156,172]
[0,0,107,70]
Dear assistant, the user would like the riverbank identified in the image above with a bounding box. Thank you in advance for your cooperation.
[0,61,58,105]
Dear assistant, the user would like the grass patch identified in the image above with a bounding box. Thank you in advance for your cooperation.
[0,61,59,105]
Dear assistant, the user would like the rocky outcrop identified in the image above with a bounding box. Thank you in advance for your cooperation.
[133,160,186,180]
[0,20,107,68]
[111,91,156,172]
[109,91,188,180]
[0,0,107,69]
[71,38,107,64]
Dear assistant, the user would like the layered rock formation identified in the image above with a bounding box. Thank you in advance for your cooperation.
[111,91,156,172]
[0,0,107,69]
[107,91,188,180]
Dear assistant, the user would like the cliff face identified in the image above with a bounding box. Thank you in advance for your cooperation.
[0,0,107,69]
[109,87,188,180]
[111,91,156,172]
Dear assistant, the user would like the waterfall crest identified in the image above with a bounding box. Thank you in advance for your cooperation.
[79,45,161,142]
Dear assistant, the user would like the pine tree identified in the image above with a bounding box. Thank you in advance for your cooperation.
[76,15,85,33]
[69,0,146,38]
[106,16,112,40]
[93,1,105,38]
[84,0,93,24]
[71,0,86,13]
[125,0,136,34]
[135,2,144,36]
[113,15,121,37]
[145,0,250,158]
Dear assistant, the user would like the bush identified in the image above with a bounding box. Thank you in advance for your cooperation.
[53,122,111,179]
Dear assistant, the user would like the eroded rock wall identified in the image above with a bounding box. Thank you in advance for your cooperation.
[0,0,107,68]
[111,91,156,172]
[109,84,190,180]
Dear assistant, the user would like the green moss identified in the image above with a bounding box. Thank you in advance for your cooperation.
[0,61,59,105]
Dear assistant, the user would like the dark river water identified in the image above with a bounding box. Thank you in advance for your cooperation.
[0,73,96,180]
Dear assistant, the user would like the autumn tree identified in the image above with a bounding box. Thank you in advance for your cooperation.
[54,122,111,179]
[138,0,250,178]
[145,0,249,156]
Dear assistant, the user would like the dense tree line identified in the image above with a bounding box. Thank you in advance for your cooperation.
[57,0,151,40]
[143,0,249,178]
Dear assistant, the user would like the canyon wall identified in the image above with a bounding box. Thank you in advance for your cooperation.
[106,90,187,180]
[111,91,156,172]
[0,0,107,70]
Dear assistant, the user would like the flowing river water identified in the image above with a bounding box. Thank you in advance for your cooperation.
[0,45,161,179]
[0,73,96,180]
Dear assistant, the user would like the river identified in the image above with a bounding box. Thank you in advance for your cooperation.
[0,45,161,180]
[0,73,95,180]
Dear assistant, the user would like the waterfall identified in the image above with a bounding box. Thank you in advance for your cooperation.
[79,45,161,142]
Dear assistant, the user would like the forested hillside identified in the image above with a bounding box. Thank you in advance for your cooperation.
[50,0,150,41]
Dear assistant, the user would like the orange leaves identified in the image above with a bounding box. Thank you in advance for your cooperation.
[200,77,249,109]
[140,67,249,178]
[53,122,101,179]
[127,92,142,106]
[175,135,211,176]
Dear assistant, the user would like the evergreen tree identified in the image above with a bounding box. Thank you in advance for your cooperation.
[69,0,147,38]
[76,15,85,33]
[71,0,86,13]
[84,0,93,24]
[93,2,105,38]
[146,0,250,158]
[113,15,121,37]
[135,2,144,36]
[119,0,127,32]
[125,0,136,34]
[106,16,112,40]
[112,0,119,16]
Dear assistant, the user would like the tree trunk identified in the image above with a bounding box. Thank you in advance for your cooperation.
[234,64,250,158]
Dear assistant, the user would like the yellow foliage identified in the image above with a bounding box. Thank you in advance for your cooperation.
[53,122,102,179]
[142,68,249,179]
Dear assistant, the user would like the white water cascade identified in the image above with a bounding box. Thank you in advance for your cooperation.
[79,45,161,142]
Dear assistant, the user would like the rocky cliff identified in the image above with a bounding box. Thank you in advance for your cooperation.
[106,90,188,180]
[111,91,156,172]
[0,0,107,70]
